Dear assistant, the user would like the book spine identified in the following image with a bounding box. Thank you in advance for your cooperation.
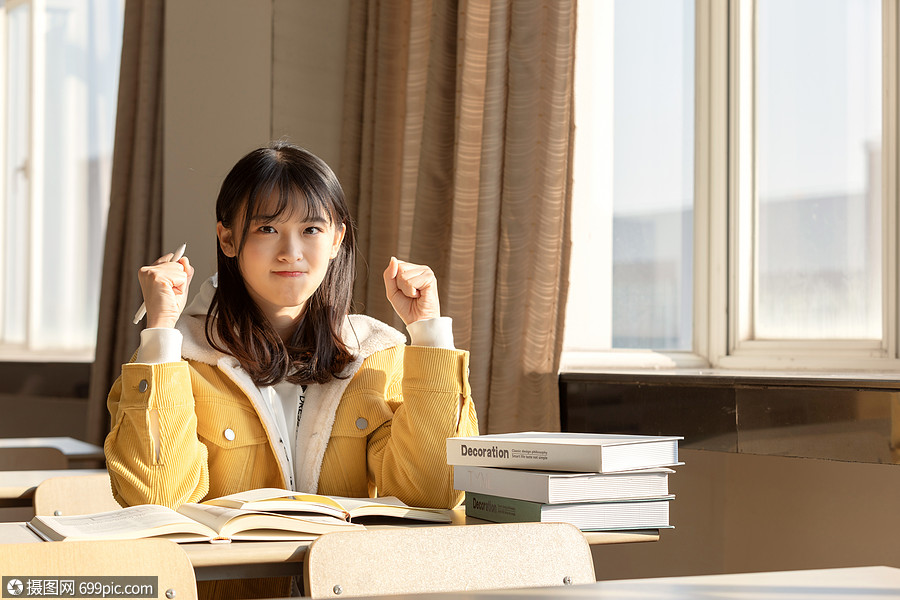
[465,493,543,523]
[447,439,601,472]
[453,466,550,503]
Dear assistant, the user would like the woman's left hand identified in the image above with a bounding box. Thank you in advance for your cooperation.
[383,257,441,325]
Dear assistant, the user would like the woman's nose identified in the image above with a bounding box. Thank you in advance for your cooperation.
[278,235,303,262]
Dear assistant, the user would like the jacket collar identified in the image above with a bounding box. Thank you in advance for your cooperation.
[175,275,407,491]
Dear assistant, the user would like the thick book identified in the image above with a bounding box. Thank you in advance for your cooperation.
[201,488,452,523]
[465,492,673,531]
[27,503,362,543]
[447,432,682,473]
[453,465,673,503]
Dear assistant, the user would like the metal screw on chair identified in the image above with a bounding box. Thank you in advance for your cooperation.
[333,584,343,595]
[165,589,176,598]
[563,576,573,585]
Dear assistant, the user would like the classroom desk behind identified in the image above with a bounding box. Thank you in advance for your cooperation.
[0,469,109,509]
[0,437,104,468]
[288,566,900,600]
[0,510,659,582]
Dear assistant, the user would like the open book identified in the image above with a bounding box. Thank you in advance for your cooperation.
[27,503,363,543]
[28,491,450,543]
[202,488,453,524]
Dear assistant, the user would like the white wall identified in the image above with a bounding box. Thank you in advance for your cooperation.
[271,0,350,170]
[163,0,349,286]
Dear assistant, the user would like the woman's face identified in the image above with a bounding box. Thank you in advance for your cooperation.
[217,192,345,330]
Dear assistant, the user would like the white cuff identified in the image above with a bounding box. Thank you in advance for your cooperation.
[135,328,184,364]
[406,317,456,350]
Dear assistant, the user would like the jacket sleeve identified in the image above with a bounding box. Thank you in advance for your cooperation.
[365,346,479,509]
[104,361,210,509]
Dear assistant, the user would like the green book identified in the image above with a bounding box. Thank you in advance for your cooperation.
[465,492,673,531]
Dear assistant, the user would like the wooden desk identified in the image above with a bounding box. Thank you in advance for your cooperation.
[0,469,109,508]
[0,509,659,582]
[185,511,658,581]
[0,437,105,468]
[292,566,900,600]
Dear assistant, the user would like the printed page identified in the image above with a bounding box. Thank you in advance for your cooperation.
[177,503,363,538]
[329,496,452,522]
[30,505,215,540]
[203,488,348,518]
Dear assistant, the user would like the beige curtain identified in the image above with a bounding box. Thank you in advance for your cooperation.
[341,0,576,433]
[86,0,165,446]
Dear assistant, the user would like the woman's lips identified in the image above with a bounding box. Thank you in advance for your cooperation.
[273,271,305,277]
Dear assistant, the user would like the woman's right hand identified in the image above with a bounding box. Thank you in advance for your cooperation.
[138,252,194,329]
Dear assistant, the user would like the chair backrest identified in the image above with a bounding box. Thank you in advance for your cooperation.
[304,522,596,598]
[0,447,67,470]
[33,473,121,516]
[0,539,197,600]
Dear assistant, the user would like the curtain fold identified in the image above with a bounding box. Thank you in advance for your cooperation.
[86,0,165,446]
[341,0,576,433]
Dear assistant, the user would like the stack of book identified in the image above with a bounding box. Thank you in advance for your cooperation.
[446,432,682,531]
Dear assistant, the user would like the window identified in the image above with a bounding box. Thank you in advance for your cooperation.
[1,0,124,359]
[566,0,699,368]
[564,0,898,372]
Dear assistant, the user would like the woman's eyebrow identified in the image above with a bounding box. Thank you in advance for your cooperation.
[250,214,278,223]
[250,214,330,224]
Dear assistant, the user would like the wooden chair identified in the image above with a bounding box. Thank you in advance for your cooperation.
[33,473,121,516]
[0,538,197,600]
[0,447,67,470]
[303,522,596,598]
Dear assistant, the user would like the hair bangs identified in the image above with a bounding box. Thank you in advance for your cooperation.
[235,160,339,255]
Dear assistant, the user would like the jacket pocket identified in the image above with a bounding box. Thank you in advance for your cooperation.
[320,394,395,498]
[330,393,394,439]
[195,398,269,495]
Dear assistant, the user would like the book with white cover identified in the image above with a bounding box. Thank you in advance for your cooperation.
[465,492,673,531]
[453,465,673,503]
[447,432,682,473]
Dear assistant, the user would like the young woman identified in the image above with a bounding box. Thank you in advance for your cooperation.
[104,142,478,520]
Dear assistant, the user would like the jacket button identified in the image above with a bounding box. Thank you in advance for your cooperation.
[355,417,368,430]
[223,428,235,441]
[138,380,149,393]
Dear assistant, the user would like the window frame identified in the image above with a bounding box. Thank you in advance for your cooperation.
[561,0,900,374]
[0,0,116,362]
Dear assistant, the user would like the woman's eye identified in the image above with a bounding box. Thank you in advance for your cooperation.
[304,226,323,235]
[258,225,277,234]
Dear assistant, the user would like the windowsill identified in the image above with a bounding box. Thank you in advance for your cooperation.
[559,367,900,390]
[0,349,94,363]
[559,366,900,464]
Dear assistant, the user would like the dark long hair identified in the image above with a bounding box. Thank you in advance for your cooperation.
[207,141,355,385]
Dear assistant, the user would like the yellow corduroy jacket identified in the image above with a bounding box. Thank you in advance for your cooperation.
[104,285,478,512]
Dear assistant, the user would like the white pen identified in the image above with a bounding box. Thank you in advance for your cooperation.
[132,243,187,325]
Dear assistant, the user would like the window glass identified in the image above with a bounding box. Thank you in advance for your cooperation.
[4,3,31,344]
[755,0,882,339]
[566,0,694,353]
[2,0,124,355]
[37,0,123,349]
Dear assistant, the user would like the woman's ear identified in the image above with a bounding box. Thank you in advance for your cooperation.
[330,223,346,259]
[217,222,237,257]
